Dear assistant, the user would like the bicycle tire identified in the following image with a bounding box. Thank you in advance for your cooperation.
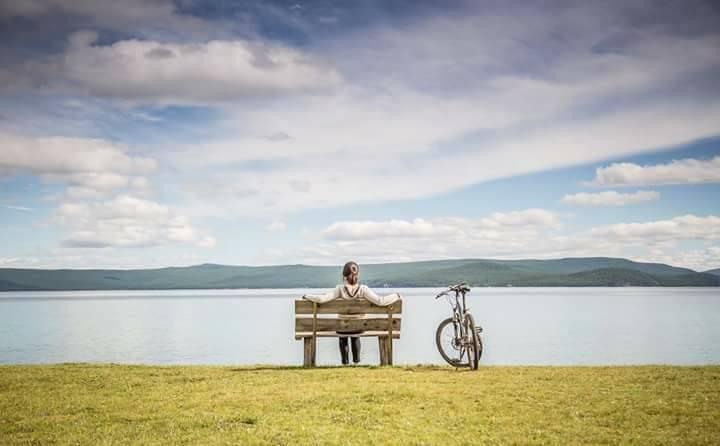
[435,317,469,367]
[465,313,480,370]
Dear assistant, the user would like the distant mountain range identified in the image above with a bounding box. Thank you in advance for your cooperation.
[0,257,718,291]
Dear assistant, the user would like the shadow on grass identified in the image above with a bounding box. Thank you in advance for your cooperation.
[226,364,460,373]
[227,364,383,372]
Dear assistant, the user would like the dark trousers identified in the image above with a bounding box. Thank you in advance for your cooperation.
[338,336,361,364]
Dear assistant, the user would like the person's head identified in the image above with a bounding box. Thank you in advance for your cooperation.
[342,261,359,285]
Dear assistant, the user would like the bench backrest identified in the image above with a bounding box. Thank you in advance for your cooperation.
[294,299,402,338]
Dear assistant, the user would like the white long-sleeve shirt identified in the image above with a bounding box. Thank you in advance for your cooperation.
[303,284,400,306]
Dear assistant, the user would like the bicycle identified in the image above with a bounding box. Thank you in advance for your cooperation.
[435,283,483,369]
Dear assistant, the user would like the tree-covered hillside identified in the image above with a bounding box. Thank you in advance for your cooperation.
[0,257,717,291]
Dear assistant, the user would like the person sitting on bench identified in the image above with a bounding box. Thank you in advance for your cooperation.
[302,261,401,364]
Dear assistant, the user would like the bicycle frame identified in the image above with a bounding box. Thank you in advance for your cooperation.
[447,288,470,319]
[445,289,471,351]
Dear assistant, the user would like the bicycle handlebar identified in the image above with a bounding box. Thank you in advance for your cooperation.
[435,282,471,299]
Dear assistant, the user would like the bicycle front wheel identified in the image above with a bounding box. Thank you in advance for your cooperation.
[436,317,469,367]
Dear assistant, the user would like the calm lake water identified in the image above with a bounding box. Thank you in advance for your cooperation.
[1,288,718,366]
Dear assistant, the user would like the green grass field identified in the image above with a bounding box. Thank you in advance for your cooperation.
[1,364,719,445]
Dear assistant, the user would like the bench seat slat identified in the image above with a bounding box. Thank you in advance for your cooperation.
[295,331,400,339]
[295,317,400,332]
[295,299,402,315]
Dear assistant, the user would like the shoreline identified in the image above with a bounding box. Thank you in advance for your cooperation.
[2,284,720,293]
[2,363,720,368]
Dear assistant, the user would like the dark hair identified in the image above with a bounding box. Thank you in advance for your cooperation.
[342,261,359,278]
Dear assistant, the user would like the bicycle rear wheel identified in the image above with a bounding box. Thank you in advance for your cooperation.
[465,313,480,370]
[436,317,469,367]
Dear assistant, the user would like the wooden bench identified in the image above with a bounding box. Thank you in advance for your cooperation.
[295,298,402,367]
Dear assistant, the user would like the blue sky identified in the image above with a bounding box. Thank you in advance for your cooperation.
[1,0,719,270]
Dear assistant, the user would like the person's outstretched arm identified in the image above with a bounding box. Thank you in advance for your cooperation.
[302,286,341,304]
[361,286,401,306]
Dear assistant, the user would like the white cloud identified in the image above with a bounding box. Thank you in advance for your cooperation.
[0,132,155,176]
[483,209,559,227]
[324,218,459,241]
[322,210,558,242]
[562,190,659,207]
[63,186,106,201]
[130,177,149,190]
[0,133,211,256]
[0,251,207,269]
[54,195,215,249]
[266,221,287,232]
[297,210,562,265]
[0,132,156,200]
[589,156,720,187]
[258,212,720,271]
[18,32,342,105]
[53,172,130,190]
[590,215,720,243]
[633,246,720,273]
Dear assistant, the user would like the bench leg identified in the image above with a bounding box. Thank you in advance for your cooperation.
[303,337,316,367]
[387,336,393,366]
[378,336,392,366]
[378,337,386,365]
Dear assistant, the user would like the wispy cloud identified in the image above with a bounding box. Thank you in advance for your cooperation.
[3,205,34,212]
[562,191,659,207]
[589,156,720,187]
